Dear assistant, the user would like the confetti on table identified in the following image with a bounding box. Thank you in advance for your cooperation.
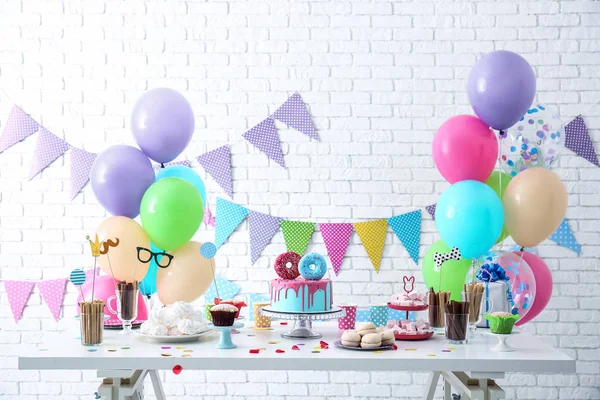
[311,350,320,354]
[87,348,97,353]
[427,354,436,357]
[247,334,255,337]
[182,354,191,358]
[249,349,260,354]
[373,350,383,354]
[252,327,273,331]
[258,348,266,351]
[107,349,117,352]
[183,349,193,353]
[161,353,172,357]
[292,345,300,350]
[320,340,329,349]
[280,322,288,325]
[313,346,322,350]
[39,349,48,352]
[276,349,285,353]
[121,347,130,350]
[175,346,185,350]
[442,350,451,353]
[172,365,183,375]
[161,346,171,350]
[268,341,280,345]
[296,343,305,346]
[392,344,398,350]
[405,348,417,351]
[446,347,455,350]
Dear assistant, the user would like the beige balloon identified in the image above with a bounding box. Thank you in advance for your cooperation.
[96,216,151,282]
[156,241,214,305]
[503,168,568,248]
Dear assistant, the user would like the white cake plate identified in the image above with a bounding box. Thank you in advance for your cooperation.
[259,307,345,339]
[484,331,519,352]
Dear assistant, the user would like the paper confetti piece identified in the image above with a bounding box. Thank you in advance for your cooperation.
[292,345,300,350]
[296,343,305,346]
[161,353,172,357]
[311,350,320,354]
[446,347,455,350]
[319,340,329,349]
[442,350,451,353]
[107,349,117,353]
[249,349,260,354]
[427,354,436,357]
[183,349,193,353]
[313,346,322,350]
[280,322,288,325]
[392,344,398,350]
[373,350,383,354]
[268,341,280,344]
[276,349,285,353]
[161,346,171,350]
[182,354,191,358]
[258,348,266,351]
[405,348,417,351]
[121,347,130,350]
[247,334,256,337]
[39,349,48,352]
[87,348,97,353]
[175,346,185,350]
[172,365,183,375]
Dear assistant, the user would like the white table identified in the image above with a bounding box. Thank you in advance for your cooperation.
[18,323,574,400]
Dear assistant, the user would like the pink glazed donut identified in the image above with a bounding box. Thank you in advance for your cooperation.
[274,252,301,280]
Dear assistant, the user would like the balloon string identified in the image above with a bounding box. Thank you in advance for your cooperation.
[497,130,508,251]
[104,253,118,294]
[210,258,220,300]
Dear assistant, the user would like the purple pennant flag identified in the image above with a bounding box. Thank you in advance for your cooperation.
[248,211,281,264]
[196,145,233,197]
[243,117,286,168]
[565,115,599,167]
[272,92,319,141]
[70,147,97,199]
[29,128,70,179]
[0,105,39,152]
[152,160,192,171]
[425,204,436,220]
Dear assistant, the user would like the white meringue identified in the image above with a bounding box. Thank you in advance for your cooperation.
[177,319,207,335]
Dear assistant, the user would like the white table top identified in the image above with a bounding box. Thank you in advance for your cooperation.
[19,323,574,374]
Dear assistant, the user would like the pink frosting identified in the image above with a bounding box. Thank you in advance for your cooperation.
[270,278,332,311]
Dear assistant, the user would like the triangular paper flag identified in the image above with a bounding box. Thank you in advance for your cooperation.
[214,198,249,249]
[196,145,233,197]
[425,204,436,220]
[549,218,581,254]
[70,147,97,199]
[37,278,68,321]
[272,92,319,141]
[565,116,599,167]
[281,220,315,255]
[152,160,192,171]
[0,105,39,152]
[248,293,270,321]
[204,275,241,302]
[243,117,286,168]
[319,223,353,275]
[29,127,70,179]
[388,210,422,265]
[249,211,281,264]
[353,219,388,272]
[203,204,216,227]
[3,281,35,322]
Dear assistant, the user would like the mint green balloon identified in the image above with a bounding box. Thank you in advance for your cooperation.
[422,240,472,301]
[140,178,204,251]
[485,170,512,244]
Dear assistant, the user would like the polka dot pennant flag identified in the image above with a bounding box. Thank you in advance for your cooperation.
[214,197,249,249]
[203,203,216,228]
[248,293,269,321]
[564,115,599,167]
[281,220,316,256]
[196,145,233,197]
[353,219,388,273]
[248,211,282,264]
[29,127,70,180]
[204,275,241,303]
[425,204,436,220]
[152,160,192,171]
[319,223,353,276]
[0,105,39,153]
[3,280,35,322]
[356,308,413,322]
[243,117,286,168]
[549,218,581,254]
[37,278,68,321]
[387,210,422,265]
[69,147,97,200]
[272,92,319,141]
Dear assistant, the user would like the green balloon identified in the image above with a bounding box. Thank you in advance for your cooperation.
[140,177,204,251]
[422,240,472,301]
[485,170,512,244]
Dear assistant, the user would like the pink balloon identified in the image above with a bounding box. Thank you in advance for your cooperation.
[513,252,553,326]
[433,115,498,183]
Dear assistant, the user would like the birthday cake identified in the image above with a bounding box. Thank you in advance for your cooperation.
[269,252,333,313]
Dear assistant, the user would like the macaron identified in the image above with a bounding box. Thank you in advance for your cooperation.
[355,322,377,336]
[341,330,361,347]
[380,329,395,346]
[361,332,382,349]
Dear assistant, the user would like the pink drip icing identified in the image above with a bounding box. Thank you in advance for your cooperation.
[270,278,332,311]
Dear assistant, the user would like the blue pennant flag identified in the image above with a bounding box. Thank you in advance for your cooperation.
[204,275,241,302]
[247,293,270,321]
[549,218,581,254]
[355,309,413,323]
[388,210,422,265]
[214,198,249,249]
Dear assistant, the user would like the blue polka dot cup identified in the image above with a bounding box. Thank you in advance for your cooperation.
[369,304,389,328]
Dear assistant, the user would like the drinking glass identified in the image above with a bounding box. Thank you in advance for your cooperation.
[107,289,139,335]
[445,313,469,344]
[462,291,492,337]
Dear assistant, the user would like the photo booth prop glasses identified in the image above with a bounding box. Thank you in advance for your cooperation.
[136,247,173,268]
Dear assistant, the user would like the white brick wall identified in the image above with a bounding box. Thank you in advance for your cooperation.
[0,0,599,398]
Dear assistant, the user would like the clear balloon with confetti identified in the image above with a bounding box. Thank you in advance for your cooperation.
[499,104,564,177]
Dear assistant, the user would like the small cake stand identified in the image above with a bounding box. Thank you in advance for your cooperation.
[387,303,433,341]
[259,307,345,339]
[208,322,244,349]
[484,331,519,352]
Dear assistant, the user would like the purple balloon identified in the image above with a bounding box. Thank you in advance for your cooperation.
[90,145,155,218]
[467,51,536,131]
[131,88,195,164]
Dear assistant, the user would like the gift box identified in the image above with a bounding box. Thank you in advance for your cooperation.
[476,281,512,328]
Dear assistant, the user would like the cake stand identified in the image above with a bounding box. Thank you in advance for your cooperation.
[484,331,519,352]
[208,322,244,349]
[387,302,433,341]
[259,307,345,339]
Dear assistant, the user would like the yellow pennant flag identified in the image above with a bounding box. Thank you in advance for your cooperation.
[353,219,388,272]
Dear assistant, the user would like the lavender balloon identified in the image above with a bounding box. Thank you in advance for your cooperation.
[90,145,155,218]
[467,51,536,131]
[131,88,195,164]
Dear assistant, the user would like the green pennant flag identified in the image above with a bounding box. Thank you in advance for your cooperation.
[280,220,315,255]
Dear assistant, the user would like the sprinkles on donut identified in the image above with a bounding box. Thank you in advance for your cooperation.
[274,251,301,280]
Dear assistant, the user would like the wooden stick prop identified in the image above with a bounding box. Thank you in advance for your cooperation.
[86,235,104,302]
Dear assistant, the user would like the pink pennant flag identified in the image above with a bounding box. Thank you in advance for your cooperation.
[196,145,233,197]
[243,117,286,168]
[152,160,192,171]
[0,105,39,152]
[85,268,100,280]
[3,281,35,322]
[70,147,97,199]
[272,92,319,141]
[29,127,70,179]
[37,278,68,321]
[203,204,216,227]
[319,223,353,275]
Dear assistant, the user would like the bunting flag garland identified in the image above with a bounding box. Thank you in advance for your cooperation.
[272,92,319,141]
[549,218,581,254]
[3,281,35,322]
[565,116,599,167]
[248,211,282,264]
[204,275,241,302]
[0,105,39,152]
[214,197,249,249]
[247,293,270,321]
[70,147,97,200]
[203,204,216,228]
[281,220,316,256]
[37,278,68,321]
[152,160,192,171]
[29,128,70,179]
[319,223,353,275]
[197,145,233,197]
[425,204,436,220]
[353,219,389,273]
[388,210,422,265]
[243,117,286,168]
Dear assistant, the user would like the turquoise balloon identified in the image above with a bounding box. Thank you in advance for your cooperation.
[435,180,504,259]
[156,165,207,206]
[139,242,163,297]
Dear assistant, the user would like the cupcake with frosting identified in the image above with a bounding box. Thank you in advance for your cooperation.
[484,312,519,334]
[210,304,238,326]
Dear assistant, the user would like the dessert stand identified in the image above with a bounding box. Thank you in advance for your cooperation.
[259,306,345,339]
[387,303,434,340]
[208,322,244,349]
